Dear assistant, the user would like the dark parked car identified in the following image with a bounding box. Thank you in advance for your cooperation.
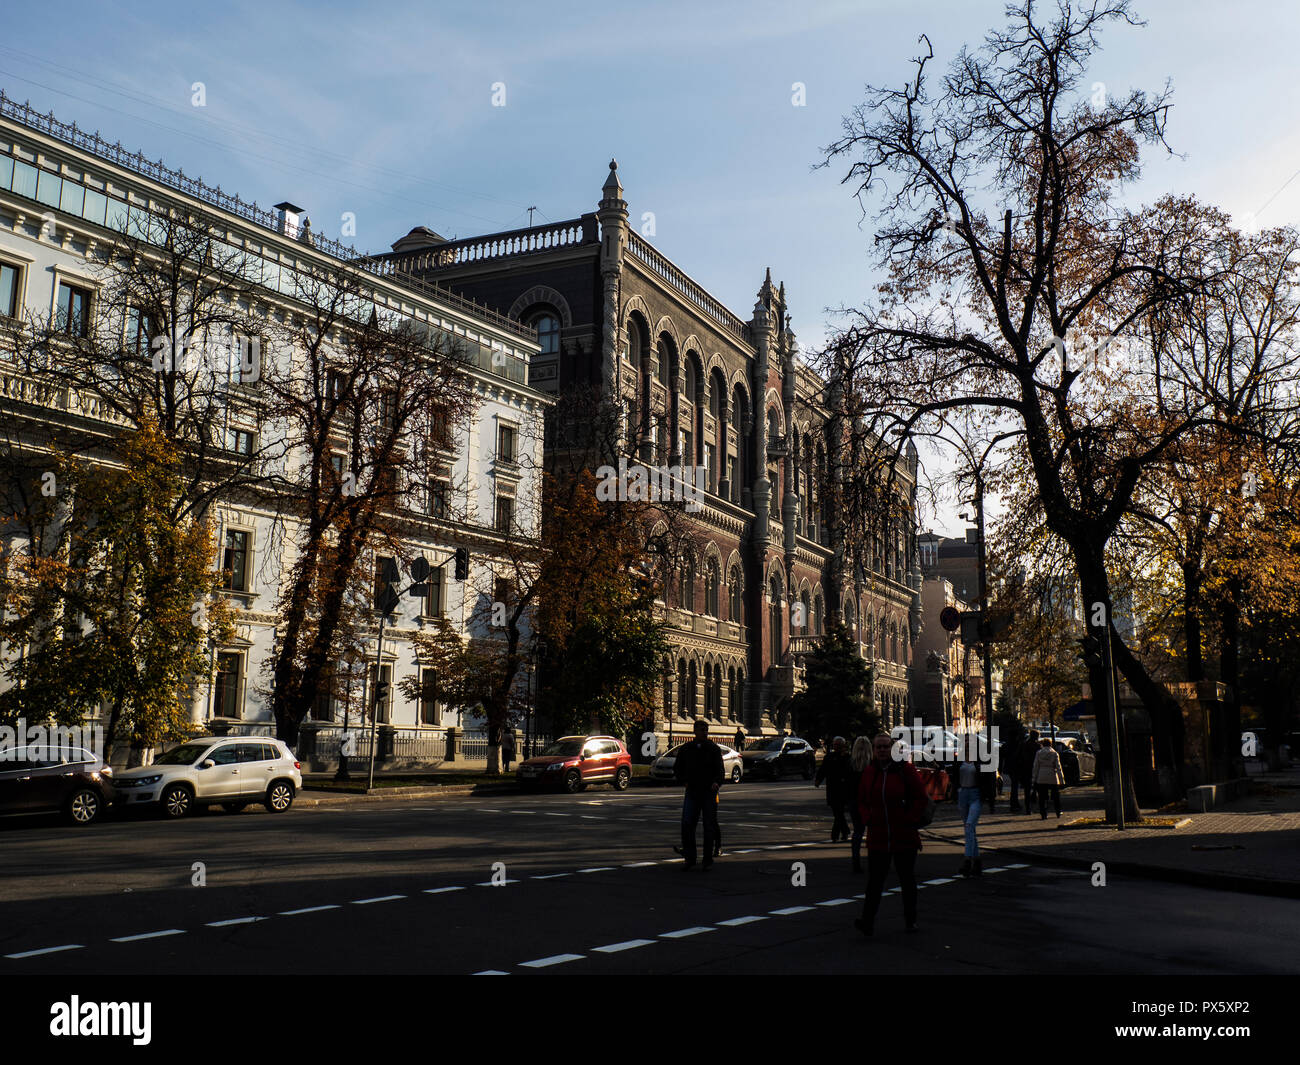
[0,745,116,825]
[1050,738,1096,785]
[740,736,816,780]
[516,735,632,793]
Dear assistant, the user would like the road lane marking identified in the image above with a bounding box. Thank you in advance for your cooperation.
[531,873,572,880]
[730,848,758,853]
[520,953,584,968]
[624,861,658,867]
[770,906,813,915]
[661,926,714,938]
[577,867,615,873]
[816,898,855,907]
[592,939,655,953]
[281,904,340,915]
[543,813,570,817]
[352,895,406,905]
[423,886,466,894]
[206,916,266,927]
[474,969,510,975]
[5,944,83,959]
[111,929,185,943]
[717,916,768,927]
[924,878,955,886]
[1004,863,1029,869]
[476,879,521,887]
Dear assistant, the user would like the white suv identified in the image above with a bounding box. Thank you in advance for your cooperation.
[113,737,302,818]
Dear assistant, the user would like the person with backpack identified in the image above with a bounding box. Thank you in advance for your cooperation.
[815,735,854,843]
[854,732,930,936]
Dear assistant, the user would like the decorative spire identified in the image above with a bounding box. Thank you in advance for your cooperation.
[601,158,624,205]
[758,267,775,306]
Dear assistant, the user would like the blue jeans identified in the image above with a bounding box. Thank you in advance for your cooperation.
[957,787,982,858]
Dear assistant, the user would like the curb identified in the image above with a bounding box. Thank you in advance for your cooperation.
[922,826,1300,900]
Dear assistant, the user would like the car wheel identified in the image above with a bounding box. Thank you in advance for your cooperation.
[161,784,193,819]
[563,770,583,794]
[221,802,249,814]
[265,781,295,813]
[65,788,102,826]
[612,766,631,791]
[730,765,742,783]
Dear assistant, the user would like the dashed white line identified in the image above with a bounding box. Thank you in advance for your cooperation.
[577,867,615,873]
[206,916,266,927]
[351,894,406,905]
[280,904,340,915]
[816,898,855,907]
[111,929,185,943]
[474,969,510,975]
[661,926,714,938]
[717,916,768,927]
[423,886,465,895]
[624,861,659,867]
[770,906,813,915]
[530,873,572,880]
[519,953,584,968]
[476,879,521,887]
[592,939,655,953]
[1005,862,1030,869]
[5,944,83,959]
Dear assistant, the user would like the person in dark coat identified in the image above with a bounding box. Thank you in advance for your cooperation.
[734,726,746,751]
[815,736,853,842]
[847,736,870,872]
[1014,729,1040,815]
[673,719,725,869]
[854,732,929,936]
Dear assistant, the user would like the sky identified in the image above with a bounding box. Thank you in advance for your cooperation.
[4,0,1299,534]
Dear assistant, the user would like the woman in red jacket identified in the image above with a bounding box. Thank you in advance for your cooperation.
[854,732,928,936]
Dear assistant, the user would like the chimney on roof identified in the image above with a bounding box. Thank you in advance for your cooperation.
[274,202,305,239]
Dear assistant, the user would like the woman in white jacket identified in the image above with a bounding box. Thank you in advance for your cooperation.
[1031,739,1065,820]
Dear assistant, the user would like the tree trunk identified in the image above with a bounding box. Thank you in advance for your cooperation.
[1219,576,1243,770]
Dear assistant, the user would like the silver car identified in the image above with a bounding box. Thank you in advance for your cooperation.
[651,742,744,784]
[113,737,302,818]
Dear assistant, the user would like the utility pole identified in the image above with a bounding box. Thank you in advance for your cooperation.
[972,469,995,737]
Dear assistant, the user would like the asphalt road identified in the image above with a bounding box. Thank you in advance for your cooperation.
[1,781,1295,975]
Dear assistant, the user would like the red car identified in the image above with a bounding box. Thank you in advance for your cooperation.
[516,735,632,793]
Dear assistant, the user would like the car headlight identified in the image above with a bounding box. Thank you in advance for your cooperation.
[137,774,163,785]
[545,763,563,771]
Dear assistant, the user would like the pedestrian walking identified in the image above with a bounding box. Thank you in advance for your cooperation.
[1032,737,1065,819]
[815,736,853,842]
[501,727,516,773]
[954,756,996,877]
[734,726,746,751]
[673,719,725,869]
[1015,729,1040,815]
[848,735,870,872]
[854,732,929,936]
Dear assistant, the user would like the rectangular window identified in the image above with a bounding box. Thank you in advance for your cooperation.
[419,668,439,726]
[127,306,153,354]
[0,262,19,319]
[494,576,512,607]
[428,478,449,519]
[81,188,108,227]
[495,494,514,534]
[56,281,91,337]
[424,565,444,618]
[58,179,84,216]
[222,530,250,592]
[497,424,517,464]
[229,429,255,456]
[214,652,244,718]
[431,408,452,449]
[326,370,346,401]
[11,160,38,200]
[35,169,62,208]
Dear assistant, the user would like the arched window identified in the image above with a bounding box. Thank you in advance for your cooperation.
[769,576,784,664]
[814,593,824,636]
[727,667,736,721]
[844,598,856,636]
[800,591,811,635]
[879,614,888,659]
[677,659,687,717]
[704,558,720,617]
[714,665,724,720]
[679,552,695,613]
[728,565,743,625]
[687,660,698,718]
[656,338,671,388]
[532,312,560,355]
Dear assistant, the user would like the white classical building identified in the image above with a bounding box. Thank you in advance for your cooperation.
[0,94,549,761]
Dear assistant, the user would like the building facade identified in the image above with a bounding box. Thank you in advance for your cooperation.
[382,161,923,741]
[0,96,549,757]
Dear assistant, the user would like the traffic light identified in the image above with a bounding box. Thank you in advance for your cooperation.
[1076,634,1104,669]
[408,555,431,598]
[373,680,390,706]
[376,556,401,615]
[454,546,469,581]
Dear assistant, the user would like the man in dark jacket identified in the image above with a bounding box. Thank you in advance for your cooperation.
[815,736,854,842]
[674,719,725,869]
[1014,729,1040,815]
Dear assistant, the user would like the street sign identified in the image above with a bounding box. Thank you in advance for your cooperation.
[409,555,431,598]
[940,605,961,631]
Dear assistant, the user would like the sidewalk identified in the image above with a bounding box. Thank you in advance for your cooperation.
[925,766,1300,898]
